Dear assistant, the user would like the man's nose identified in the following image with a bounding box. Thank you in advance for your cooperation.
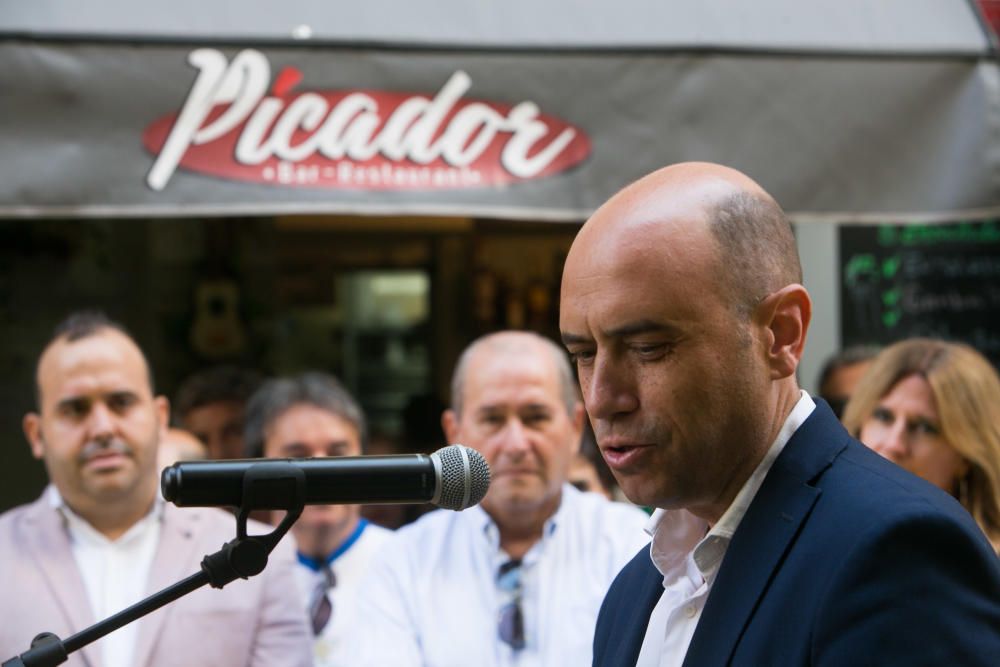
[499,418,531,454]
[585,355,638,420]
[86,403,116,440]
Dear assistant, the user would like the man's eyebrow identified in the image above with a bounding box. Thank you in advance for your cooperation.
[606,320,680,338]
[561,332,591,346]
[55,396,88,410]
[107,390,140,400]
[325,440,353,450]
[562,320,680,346]
[280,441,309,451]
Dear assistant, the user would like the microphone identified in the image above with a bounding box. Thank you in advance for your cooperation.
[161,444,490,511]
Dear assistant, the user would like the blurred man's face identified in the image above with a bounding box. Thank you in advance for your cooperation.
[24,329,167,520]
[158,427,208,471]
[820,360,872,420]
[568,454,612,499]
[182,400,245,459]
[263,403,362,557]
[443,340,582,525]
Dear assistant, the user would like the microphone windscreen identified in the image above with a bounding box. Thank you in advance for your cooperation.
[432,445,491,510]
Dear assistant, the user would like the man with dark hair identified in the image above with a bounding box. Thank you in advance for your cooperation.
[174,365,262,460]
[560,162,1000,666]
[354,331,649,666]
[816,344,880,419]
[245,372,391,667]
[0,312,312,667]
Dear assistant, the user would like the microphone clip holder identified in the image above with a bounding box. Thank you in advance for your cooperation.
[3,462,307,667]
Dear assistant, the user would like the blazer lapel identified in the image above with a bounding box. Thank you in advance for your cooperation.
[130,504,202,667]
[22,493,100,667]
[607,558,665,667]
[683,401,849,667]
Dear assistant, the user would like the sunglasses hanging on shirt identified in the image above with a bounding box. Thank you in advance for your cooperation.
[497,559,525,651]
[310,564,336,635]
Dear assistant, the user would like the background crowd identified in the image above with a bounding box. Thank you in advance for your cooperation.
[1,162,998,666]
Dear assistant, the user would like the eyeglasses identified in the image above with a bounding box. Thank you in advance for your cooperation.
[309,564,336,635]
[497,559,525,651]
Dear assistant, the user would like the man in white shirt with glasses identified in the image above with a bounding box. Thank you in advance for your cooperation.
[354,330,649,666]
[244,371,392,667]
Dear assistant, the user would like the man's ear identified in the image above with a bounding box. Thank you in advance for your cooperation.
[755,284,812,380]
[441,410,460,444]
[154,396,170,442]
[23,412,45,460]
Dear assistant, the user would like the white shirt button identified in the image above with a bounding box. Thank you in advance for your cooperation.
[684,605,697,618]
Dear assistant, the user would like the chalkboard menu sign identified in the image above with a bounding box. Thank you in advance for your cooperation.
[840,220,1000,365]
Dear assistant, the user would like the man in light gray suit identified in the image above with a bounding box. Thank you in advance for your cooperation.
[0,312,312,667]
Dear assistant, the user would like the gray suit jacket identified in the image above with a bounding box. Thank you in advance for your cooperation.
[0,490,313,667]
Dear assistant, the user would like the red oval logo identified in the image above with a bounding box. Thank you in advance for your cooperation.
[143,54,590,191]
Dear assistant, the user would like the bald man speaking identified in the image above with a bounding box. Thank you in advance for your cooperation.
[559,163,1000,666]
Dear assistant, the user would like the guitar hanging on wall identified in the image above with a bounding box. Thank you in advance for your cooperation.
[190,279,247,360]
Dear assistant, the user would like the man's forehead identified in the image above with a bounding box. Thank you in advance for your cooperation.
[37,329,151,395]
[470,391,560,414]
[270,403,358,435]
[561,215,721,335]
[186,400,243,421]
[579,200,715,271]
[469,339,556,374]
[464,349,562,404]
[466,369,561,402]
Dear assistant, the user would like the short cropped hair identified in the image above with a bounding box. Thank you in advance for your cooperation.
[708,192,802,318]
[818,344,882,395]
[173,366,262,422]
[243,372,367,458]
[35,310,153,407]
[52,310,132,343]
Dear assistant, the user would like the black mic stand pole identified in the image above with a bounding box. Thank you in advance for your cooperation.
[3,462,307,667]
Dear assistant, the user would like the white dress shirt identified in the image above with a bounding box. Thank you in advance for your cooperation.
[294,518,392,667]
[635,391,816,667]
[353,484,650,667]
[50,486,163,667]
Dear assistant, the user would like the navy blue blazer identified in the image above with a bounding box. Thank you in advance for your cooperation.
[593,399,1000,666]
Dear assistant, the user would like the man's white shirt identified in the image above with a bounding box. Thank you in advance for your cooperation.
[50,486,163,667]
[635,391,816,667]
[353,484,650,667]
[294,518,392,667]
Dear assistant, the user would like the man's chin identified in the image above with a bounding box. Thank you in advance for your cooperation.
[83,473,142,498]
[296,519,346,536]
[312,504,361,523]
[483,486,559,517]
[83,461,134,481]
[615,477,666,509]
[294,512,359,546]
[83,467,123,482]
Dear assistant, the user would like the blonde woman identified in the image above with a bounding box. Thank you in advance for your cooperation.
[843,338,1000,553]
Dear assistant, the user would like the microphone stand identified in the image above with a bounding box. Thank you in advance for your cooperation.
[3,462,307,667]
